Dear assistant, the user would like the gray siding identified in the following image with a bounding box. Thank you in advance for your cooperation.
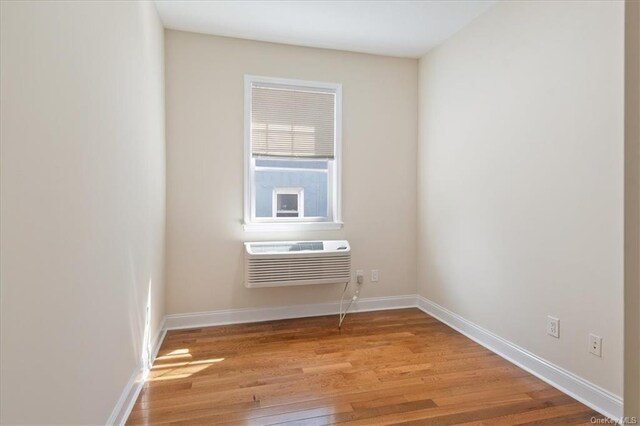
[255,170,328,217]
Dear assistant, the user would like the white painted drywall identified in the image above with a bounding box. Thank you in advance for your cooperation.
[0,1,166,423]
[164,31,418,315]
[417,0,624,396]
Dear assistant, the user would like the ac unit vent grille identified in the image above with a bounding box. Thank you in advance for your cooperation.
[244,240,351,288]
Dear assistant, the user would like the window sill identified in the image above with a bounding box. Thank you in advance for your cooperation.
[243,221,344,232]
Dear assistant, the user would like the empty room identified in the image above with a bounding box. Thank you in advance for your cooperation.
[1,0,640,424]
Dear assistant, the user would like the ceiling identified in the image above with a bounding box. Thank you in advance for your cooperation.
[154,1,496,58]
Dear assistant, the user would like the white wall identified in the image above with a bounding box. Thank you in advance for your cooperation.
[0,1,166,424]
[625,0,640,418]
[165,31,417,314]
[418,0,624,396]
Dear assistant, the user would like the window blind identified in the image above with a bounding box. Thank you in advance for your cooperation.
[251,83,335,159]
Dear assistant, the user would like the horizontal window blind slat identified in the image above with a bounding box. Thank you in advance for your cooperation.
[251,84,335,159]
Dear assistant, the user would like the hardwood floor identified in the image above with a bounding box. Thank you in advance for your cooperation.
[127,308,605,425]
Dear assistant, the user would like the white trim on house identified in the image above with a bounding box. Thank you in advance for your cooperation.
[272,187,304,218]
[109,295,622,424]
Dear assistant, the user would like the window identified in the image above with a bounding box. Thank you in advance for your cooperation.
[273,188,303,218]
[244,75,342,231]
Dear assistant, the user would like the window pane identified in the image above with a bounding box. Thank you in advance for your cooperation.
[254,158,329,219]
[277,194,298,212]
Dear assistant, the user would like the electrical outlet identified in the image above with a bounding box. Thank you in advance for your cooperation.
[589,334,602,357]
[355,270,364,285]
[547,316,559,338]
[371,269,379,282]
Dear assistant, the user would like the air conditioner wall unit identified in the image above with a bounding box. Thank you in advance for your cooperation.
[244,240,351,288]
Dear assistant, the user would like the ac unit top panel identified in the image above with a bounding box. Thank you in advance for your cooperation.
[245,240,350,257]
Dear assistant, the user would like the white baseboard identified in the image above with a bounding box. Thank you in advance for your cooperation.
[108,294,623,424]
[164,294,417,330]
[415,295,623,421]
[106,318,167,426]
[105,365,143,426]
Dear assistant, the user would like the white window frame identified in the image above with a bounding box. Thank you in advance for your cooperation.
[243,75,343,232]
[272,187,304,218]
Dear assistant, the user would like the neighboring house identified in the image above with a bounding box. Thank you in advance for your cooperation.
[254,158,328,218]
